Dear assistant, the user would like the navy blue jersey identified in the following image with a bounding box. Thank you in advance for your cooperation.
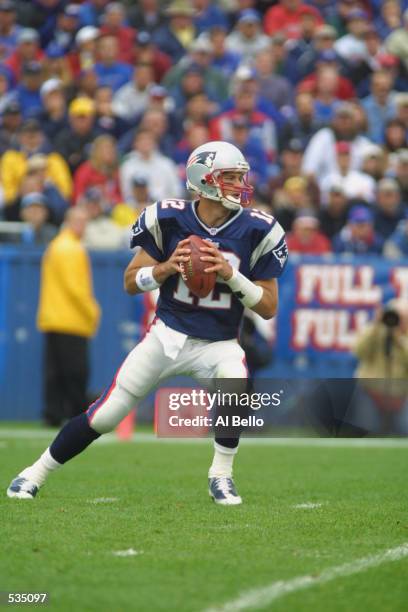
[130,199,288,340]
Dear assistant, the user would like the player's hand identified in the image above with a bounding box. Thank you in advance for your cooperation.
[199,240,233,281]
[162,239,191,276]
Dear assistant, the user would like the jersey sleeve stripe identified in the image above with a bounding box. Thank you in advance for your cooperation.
[249,222,285,270]
[145,202,163,253]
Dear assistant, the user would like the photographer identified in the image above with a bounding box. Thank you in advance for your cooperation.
[351,299,408,434]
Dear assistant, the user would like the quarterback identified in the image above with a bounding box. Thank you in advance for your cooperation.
[7,141,288,506]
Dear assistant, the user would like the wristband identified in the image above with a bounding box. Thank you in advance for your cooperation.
[135,266,161,292]
[225,268,263,308]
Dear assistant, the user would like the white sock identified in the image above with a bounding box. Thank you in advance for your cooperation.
[208,442,238,478]
[19,448,61,487]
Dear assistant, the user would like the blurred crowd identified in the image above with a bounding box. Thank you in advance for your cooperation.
[0,0,407,257]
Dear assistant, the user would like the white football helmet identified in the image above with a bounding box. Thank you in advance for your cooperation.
[186,141,253,210]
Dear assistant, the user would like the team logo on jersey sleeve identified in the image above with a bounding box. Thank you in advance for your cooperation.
[273,240,288,268]
[131,209,145,238]
[187,151,216,169]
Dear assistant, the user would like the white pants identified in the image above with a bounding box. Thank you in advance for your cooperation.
[87,319,247,433]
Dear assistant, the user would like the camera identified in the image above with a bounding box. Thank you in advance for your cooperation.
[381,307,400,328]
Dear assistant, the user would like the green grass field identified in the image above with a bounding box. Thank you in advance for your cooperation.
[1,428,408,612]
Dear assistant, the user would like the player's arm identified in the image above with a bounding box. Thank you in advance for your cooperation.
[124,240,191,295]
[200,242,279,320]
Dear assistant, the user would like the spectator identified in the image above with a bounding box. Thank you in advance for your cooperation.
[16,0,63,46]
[229,115,270,189]
[328,0,361,38]
[209,82,277,162]
[76,68,99,99]
[332,205,384,254]
[131,31,172,83]
[386,8,408,72]
[5,27,44,81]
[361,70,397,144]
[152,1,197,63]
[286,210,332,254]
[54,97,97,173]
[319,184,350,239]
[78,0,110,27]
[111,176,152,227]
[42,41,73,88]
[288,23,338,83]
[334,9,370,65]
[374,178,405,240]
[47,4,81,53]
[383,118,408,172]
[36,78,68,141]
[384,217,408,259]
[93,85,129,139]
[375,0,402,40]
[19,192,57,245]
[120,128,182,203]
[395,93,408,131]
[112,63,155,122]
[253,48,293,112]
[320,141,376,204]
[302,103,372,185]
[127,0,165,33]
[99,2,134,64]
[267,138,320,205]
[264,0,323,40]
[0,99,21,155]
[15,61,43,118]
[282,5,323,82]
[80,186,124,250]
[0,0,21,61]
[94,33,132,92]
[192,0,228,34]
[282,91,324,149]
[273,176,313,231]
[20,154,69,225]
[207,25,241,79]
[36,206,100,427]
[225,9,270,60]
[73,134,121,206]
[351,299,408,435]
[173,122,210,178]
[0,118,72,206]
[312,65,342,124]
[138,107,176,159]
[68,25,99,78]
[297,50,356,100]
[163,36,228,104]
[394,148,408,206]
[361,145,387,183]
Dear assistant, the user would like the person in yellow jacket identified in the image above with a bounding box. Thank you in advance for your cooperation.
[0,118,72,207]
[37,207,100,426]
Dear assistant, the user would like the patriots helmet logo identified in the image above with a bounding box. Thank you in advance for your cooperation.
[187,151,216,169]
[273,240,289,268]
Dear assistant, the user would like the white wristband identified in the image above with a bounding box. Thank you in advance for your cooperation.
[135,266,161,292]
[225,268,263,308]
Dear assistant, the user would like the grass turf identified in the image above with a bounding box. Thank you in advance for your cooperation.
[0,431,407,612]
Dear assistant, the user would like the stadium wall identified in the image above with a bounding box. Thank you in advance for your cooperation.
[1,247,407,420]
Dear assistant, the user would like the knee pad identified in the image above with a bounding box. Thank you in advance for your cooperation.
[88,384,138,434]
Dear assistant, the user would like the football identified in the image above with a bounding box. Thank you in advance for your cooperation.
[180,235,217,298]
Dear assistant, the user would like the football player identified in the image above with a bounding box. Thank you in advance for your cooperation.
[7,141,288,505]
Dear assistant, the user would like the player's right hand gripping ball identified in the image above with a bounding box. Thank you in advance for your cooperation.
[180,235,217,298]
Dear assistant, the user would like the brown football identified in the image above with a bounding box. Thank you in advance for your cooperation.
[180,235,217,298]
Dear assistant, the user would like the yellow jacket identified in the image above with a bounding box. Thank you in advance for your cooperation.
[0,150,73,203]
[37,229,101,338]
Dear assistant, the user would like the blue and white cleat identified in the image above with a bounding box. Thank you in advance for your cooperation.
[7,477,39,499]
[208,476,242,505]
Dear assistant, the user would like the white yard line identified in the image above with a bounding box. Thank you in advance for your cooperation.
[292,502,323,509]
[112,548,143,557]
[1,428,408,448]
[88,497,119,504]
[205,543,408,612]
